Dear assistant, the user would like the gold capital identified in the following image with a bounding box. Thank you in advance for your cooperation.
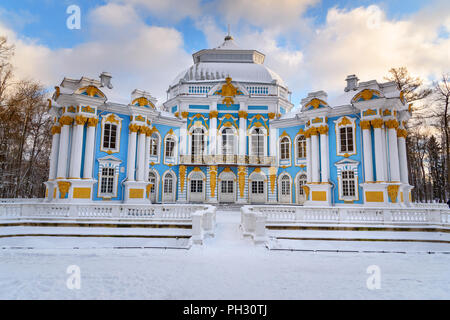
[360,120,371,130]
[87,117,98,127]
[59,116,73,126]
[238,110,248,119]
[370,118,384,129]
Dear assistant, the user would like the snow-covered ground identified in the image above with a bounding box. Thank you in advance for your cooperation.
[0,210,449,299]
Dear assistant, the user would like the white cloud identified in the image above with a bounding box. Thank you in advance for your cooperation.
[2,3,192,104]
[302,4,450,95]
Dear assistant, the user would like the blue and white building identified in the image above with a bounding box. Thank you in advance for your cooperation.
[45,35,413,207]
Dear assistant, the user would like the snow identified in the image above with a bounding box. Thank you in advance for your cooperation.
[0,210,449,299]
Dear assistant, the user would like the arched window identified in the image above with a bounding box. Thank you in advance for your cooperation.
[191,128,205,155]
[298,174,307,195]
[281,175,290,195]
[250,128,265,157]
[296,136,306,159]
[222,127,234,155]
[280,137,290,160]
[150,133,159,157]
[165,137,176,157]
[342,170,356,197]
[148,172,156,193]
[163,173,174,194]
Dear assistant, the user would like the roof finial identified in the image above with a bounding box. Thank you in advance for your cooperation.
[224,24,233,41]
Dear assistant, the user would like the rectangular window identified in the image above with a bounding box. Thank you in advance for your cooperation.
[190,180,203,193]
[340,127,354,153]
[221,181,234,193]
[100,167,115,195]
[103,123,117,149]
[150,137,158,156]
[164,178,173,193]
[251,181,264,194]
[342,170,356,197]
[165,139,175,157]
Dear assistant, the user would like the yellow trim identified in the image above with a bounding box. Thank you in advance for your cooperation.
[365,191,384,202]
[73,187,91,199]
[129,188,144,199]
[311,191,326,201]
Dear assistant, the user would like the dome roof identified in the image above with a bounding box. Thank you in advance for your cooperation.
[170,62,286,87]
[169,36,287,88]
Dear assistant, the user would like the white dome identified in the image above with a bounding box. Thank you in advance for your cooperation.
[169,36,287,89]
[170,62,286,87]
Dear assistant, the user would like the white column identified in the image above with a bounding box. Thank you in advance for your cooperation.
[69,116,86,179]
[306,135,312,183]
[209,113,217,155]
[387,121,401,182]
[371,119,386,182]
[269,125,277,158]
[136,128,146,182]
[49,126,61,180]
[82,118,97,179]
[56,116,73,179]
[144,129,151,182]
[397,130,409,184]
[361,121,374,182]
[238,111,247,158]
[127,125,138,181]
[319,126,329,183]
[311,129,320,183]
[180,121,187,155]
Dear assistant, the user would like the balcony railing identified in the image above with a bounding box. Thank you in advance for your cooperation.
[179,155,276,166]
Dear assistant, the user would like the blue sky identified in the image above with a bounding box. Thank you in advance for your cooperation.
[0,0,448,106]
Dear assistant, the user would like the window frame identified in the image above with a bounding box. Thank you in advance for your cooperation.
[100,114,122,154]
[334,116,357,157]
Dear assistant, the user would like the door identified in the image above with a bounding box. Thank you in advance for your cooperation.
[220,180,235,203]
[163,173,175,203]
[297,174,307,204]
[189,179,204,202]
[279,175,291,203]
[250,180,265,203]
[148,172,157,203]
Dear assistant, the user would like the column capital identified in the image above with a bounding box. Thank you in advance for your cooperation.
[360,120,371,130]
[370,118,384,129]
[181,111,189,119]
[209,111,219,118]
[397,128,408,138]
[268,112,276,120]
[385,119,399,129]
[87,117,98,127]
[238,110,248,119]
[318,125,329,135]
[308,127,319,136]
[51,125,61,135]
[59,116,73,126]
[75,115,88,125]
[129,123,140,133]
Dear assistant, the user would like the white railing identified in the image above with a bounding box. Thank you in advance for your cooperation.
[0,202,216,245]
[241,205,450,244]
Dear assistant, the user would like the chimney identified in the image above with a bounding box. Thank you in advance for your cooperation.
[344,74,359,92]
[99,72,113,89]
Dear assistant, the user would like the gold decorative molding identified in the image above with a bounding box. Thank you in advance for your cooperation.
[75,115,87,125]
[302,185,310,199]
[384,119,399,129]
[238,110,248,119]
[387,185,399,203]
[318,125,329,135]
[305,98,327,109]
[209,110,219,118]
[105,114,120,124]
[360,120,371,130]
[179,165,186,193]
[57,181,71,198]
[268,112,276,119]
[129,123,140,133]
[397,128,408,138]
[238,166,246,198]
[86,117,98,127]
[209,166,217,197]
[218,76,237,107]
[338,116,351,126]
[51,125,61,135]
[370,118,384,129]
[59,116,73,126]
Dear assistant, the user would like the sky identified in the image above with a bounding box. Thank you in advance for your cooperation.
[0,0,449,107]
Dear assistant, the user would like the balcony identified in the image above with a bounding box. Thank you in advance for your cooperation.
[179,155,276,166]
